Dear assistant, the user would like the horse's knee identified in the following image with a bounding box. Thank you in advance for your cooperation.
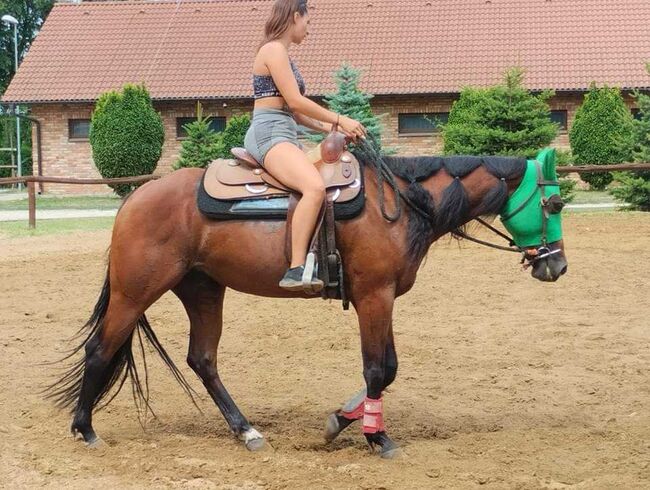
[383,361,398,388]
[363,365,385,396]
[187,352,216,379]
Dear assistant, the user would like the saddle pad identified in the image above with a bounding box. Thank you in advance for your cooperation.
[196,166,366,221]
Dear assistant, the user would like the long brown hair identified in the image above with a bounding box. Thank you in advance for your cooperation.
[256,0,308,52]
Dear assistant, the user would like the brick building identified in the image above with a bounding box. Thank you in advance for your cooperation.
[2,0,649,194]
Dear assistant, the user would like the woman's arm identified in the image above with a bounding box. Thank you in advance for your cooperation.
[294,112,331,134]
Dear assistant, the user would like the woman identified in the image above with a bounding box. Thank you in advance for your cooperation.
[244,0,368,292]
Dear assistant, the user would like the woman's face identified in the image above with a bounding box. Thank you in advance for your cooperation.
[291,11,310,44]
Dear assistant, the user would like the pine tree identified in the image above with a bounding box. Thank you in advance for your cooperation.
[443,67,558,157]
[173,102,223,170]
[214,113,250,159]
[610,87,650,210]
[308,63,391,154]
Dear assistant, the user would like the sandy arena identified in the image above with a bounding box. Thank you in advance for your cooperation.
[1,212,648,489]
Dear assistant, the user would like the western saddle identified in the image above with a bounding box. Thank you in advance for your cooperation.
[201,125,362,309]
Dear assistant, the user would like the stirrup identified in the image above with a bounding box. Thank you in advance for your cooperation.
[302,252,323,294]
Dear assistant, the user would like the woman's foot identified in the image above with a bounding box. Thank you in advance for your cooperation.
[279,265,324,292]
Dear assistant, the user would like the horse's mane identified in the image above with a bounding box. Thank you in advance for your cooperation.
[351,148,527,260]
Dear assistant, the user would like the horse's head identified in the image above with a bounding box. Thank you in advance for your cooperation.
[500,148,568,282]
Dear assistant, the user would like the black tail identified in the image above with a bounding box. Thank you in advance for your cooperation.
[45,263,200,419]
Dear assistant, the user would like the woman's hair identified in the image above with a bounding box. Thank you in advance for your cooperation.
[256,0,308,52]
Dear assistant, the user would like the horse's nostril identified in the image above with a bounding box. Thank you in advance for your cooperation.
[560,265,568,275]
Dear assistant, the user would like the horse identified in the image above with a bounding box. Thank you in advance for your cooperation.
[47,139,568,458]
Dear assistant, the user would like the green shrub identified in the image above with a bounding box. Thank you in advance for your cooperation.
[569,84,635,190]
[214,114,250,159]
[610,86,650,211]
[559,178,577,204]
[610,172,650,210]
[90,83,164,196]
[443,67,558,157]
[173,102,223,170]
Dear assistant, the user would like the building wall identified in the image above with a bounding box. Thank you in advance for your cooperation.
[28,92,632,194]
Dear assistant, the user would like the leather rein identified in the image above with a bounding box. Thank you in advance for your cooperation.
[349,135,562,268]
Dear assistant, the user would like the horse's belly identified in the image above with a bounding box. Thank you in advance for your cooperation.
[194,220,315,298]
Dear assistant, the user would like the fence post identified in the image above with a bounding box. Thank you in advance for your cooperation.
[27,180,35,228]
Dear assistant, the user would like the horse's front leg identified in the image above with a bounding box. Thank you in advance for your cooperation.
[330,288,400,458]
[324,325,397,443]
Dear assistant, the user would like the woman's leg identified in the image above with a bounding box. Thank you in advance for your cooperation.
[263,142,325,267]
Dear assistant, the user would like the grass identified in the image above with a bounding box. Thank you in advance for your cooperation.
[0,195,122,211]
[570,189,615,205]
[0,216,115,238]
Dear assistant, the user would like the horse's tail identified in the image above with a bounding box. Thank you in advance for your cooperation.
[45,258,199,418]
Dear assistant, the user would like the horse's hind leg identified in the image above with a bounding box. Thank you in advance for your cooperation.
[173,270,265,451]
[70,291,146,446]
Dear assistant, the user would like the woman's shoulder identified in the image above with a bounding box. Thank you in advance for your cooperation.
[258,40,289,59]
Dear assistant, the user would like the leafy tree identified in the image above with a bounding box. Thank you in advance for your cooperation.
[0,1,54,179]
[0,0,54,94]
[173,102,223,170]
[443,67,558,157]
[569,83,635,190]
[90,83,164,197]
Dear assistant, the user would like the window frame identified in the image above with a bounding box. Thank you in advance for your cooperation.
[550,110,568,132]
[398,112,449,136]
[68,118,92,140]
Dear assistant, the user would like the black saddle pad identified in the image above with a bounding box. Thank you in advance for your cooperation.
[196,166,366,221]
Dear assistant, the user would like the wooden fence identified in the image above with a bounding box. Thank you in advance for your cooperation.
[1,163,649,229]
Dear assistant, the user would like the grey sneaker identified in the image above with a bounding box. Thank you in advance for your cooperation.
[279,265,324,292]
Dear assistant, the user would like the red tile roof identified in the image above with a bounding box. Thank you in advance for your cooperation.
[3,0,650,103]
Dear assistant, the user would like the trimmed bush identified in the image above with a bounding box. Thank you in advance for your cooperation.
[90,83,164,197]
[443,67,558,157]
[569,84,635,190]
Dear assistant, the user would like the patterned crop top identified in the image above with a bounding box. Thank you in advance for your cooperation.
[253,58,306,99]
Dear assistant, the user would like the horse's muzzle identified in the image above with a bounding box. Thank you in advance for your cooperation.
[530,242,568,282]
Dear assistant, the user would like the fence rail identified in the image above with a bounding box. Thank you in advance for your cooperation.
[1,163,649,229]
[0,175,159,228]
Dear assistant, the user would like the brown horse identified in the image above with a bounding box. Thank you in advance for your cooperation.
[48,141,567,458]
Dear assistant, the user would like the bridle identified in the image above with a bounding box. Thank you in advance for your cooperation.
[358,141,564,269]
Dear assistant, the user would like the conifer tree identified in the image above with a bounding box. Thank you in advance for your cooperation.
[173,102,222,170]
[443,67,557,157]
[307,63,390,154]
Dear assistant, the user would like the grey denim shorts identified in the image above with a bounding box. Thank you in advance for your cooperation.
[244,108,303,167]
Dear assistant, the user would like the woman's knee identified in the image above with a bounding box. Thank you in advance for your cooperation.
[302,179,326,200]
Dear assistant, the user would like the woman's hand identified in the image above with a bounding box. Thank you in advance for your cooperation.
[337,115,368,142]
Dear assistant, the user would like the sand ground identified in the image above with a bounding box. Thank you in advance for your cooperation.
[1,212,648,489]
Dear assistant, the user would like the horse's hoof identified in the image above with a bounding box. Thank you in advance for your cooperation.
[240,428,265,452]
[324,413,340,443]
[379,446,402,459]
[85,436,107,449]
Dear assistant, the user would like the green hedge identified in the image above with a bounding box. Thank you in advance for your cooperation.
[90,83,164,196]
[569,84,635,190]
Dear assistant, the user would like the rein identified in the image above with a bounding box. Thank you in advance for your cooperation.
[353,138,561,266]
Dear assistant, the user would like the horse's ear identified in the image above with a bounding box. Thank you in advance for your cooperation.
[536,147,558,181]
